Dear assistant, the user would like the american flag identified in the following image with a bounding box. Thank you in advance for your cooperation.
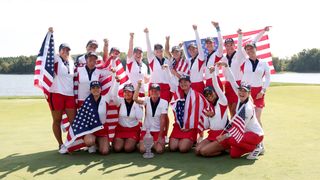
[228,105,246,143]
[171,88,211,131]
[63,94,104,148]
[34,31,55,99]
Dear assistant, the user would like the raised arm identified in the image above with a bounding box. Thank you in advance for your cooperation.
[144,28,154,62]
[193,25,204,61]
[212,65,227,106]
[212,21,223,57]
[236,29,247,63]
[133,79,145,104]
[220,62,239,95]
[110,76,121,106]
[127,33,134,61]
[103,38,109,62]
[252,26,270,44]
[165,36,172,59]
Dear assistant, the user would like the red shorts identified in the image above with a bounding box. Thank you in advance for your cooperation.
[207,130,229,149]
[191,81,205,94]
[170,123,198,142]
[228,132,264,158]
[205,77,223,92]
[49,93,75,111]
[250,86,265,108]
[140,131,164,142]
[225,80,241,104]
[149,83,172,102]
[93,123,109,138]
[114,123,141,141]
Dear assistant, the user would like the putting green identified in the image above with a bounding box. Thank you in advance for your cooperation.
[0,85,319,179]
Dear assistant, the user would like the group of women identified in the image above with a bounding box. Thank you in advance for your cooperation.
[47,21,270,160]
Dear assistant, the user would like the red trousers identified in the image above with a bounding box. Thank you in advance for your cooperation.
[228,132,263,158]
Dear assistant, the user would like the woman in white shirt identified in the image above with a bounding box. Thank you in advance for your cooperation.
[133,81,168,154]
[112,82,144,153]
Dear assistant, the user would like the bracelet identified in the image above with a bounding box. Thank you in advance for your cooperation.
[216,27,221,32]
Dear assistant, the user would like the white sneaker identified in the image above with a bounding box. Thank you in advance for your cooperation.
[259,143,265,155]
[247,146,263,160]
[58,144,68,154]
[88,145,97,153]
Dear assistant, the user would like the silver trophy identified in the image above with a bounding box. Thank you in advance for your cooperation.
[143,128,154,158]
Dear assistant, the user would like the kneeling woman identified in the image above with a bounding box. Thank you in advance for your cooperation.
[216,62,264,159]
[81,81,115,155]
[133,81,168,154]
[112,82,144,153]
[195,65,228,157]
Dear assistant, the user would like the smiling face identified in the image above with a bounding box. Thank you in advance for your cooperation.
[86,56,97,69]
[238,88,250,102]
[179,79,191,92]
[245,46,256,58]
[90,86,101,96]
[133,50,142,60]
[188,46,198,58]
[204,91,217,103]
[59,47,70,60]
[123,90,134,100]
[172,50,181,60]
[154,49,163,58]
[111,50,120,57]
[149,89,160,99]
[224,42,236,55]
[86,44,98,53]
[205,41,214,52]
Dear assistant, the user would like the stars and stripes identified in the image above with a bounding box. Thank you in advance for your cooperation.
[34,31,55,99]
[227,105,246,143]
[171,88,211,131]
[64,94,104,148]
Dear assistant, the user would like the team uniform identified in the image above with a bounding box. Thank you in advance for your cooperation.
[241,59,270,108]
[76,66,111,108]
[140,97,168,142]
[222,67,264,158]
[170,88,210,142]
[49,55,75,111]
[168,57,190,93]
[188,29,205,93]
[112,82,144,141]
[203,66,228,141]
[126,56,148,97]
[204,28,224,90]
[145,33,172,102]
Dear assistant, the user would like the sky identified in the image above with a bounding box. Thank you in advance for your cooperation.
[0,0,318,58]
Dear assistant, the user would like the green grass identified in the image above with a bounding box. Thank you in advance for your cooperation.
[0,85,320,179]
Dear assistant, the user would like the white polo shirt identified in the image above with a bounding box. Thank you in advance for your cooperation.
[113,98,143,128]
[49,55,74,96]
[242,59,271,89]
[141,97,168,132]
[126,57,148,93]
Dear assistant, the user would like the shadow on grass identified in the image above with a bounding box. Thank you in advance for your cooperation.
[0,149,254,179]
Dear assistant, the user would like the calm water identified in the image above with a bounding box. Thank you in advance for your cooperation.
[0,73,319,96]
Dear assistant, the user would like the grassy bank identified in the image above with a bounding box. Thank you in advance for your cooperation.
[0,85,319,179]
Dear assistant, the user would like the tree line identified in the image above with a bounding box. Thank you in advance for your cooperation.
[0,49,319,74]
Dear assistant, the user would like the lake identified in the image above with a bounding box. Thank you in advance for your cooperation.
[0,73,319,96]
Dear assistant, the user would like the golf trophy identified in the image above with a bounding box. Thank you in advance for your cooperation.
[143,128,154,158]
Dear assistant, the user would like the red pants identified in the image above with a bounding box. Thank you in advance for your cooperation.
[149,83,172,103]
[250,86,265,108]
[228,132,263,158]
[191,81,205,94]
[49,93,75,111]
[225,80,241,104]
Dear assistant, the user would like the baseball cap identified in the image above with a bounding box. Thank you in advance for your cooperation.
[123,84,135,92]
[86,52,98,59]
[205,37,214,43]
[244,43,256,50]
[187,42,197,49]
[203,86,215,96]
[179,74,191,82]
[86,40,98,48]
[238,83,251,92]
[59,43,71,51]
[90,81,101,89]
[171,46,181,53]
[110,47,120,53]
[133,47,143,53]
[154,44,163,50]
[224,38,234,44]
[149,83,161,91]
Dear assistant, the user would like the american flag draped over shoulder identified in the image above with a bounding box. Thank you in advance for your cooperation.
[63,94,104,148]
[34,31,55,98]
[227,105,246,143]
[171,88,211,131]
